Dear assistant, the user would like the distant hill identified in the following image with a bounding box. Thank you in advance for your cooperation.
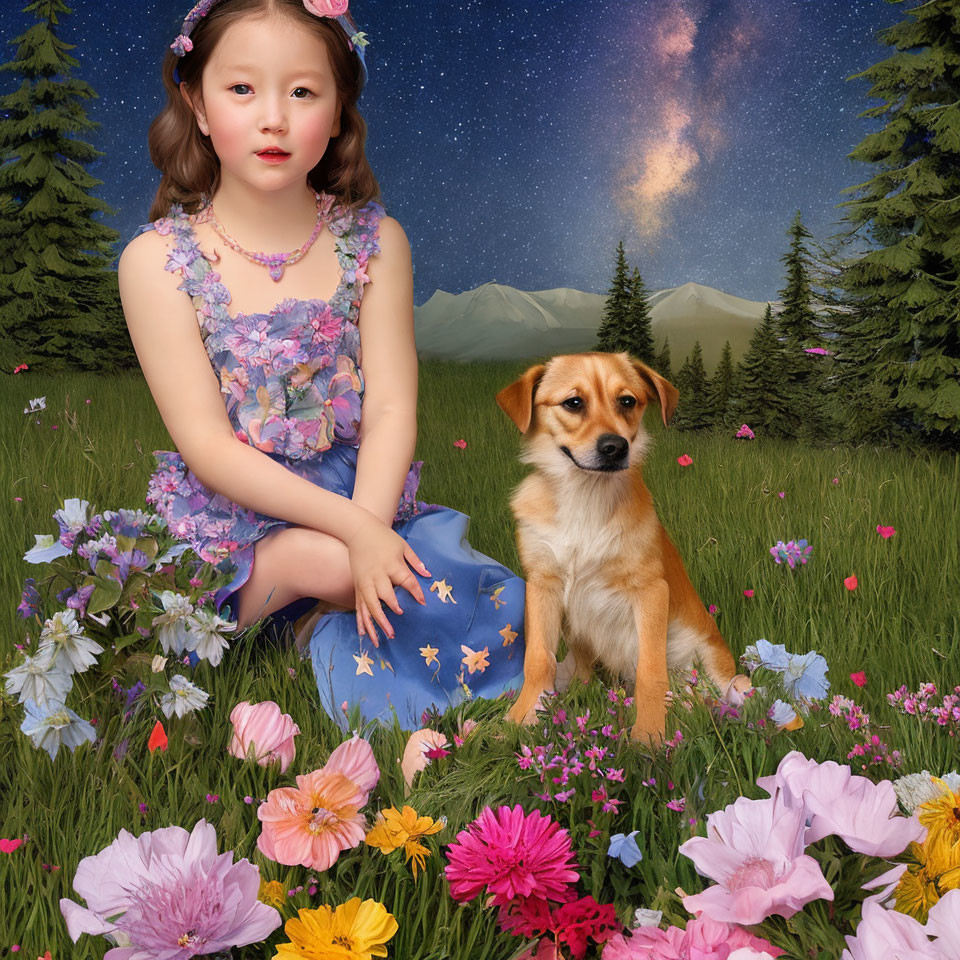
[414,281,786,376]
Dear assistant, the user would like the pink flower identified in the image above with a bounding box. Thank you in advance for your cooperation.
[756,751,924,857]
[257,734,379,871]
[303,0,349,16]
[678,791,833,925]
[850,671,867,688]
[228,700,300,773]
[743,589,755,598]
[445,804,580,906]
[735,424,755,439]
[59,819,280,951]
[601,915,783,959]
[839,898,938,959]
[453,438,467,449]
[844,574,858,591]
[401,728,449,788]
[924,888,960,956]
[876,525,896,539]
[677,454,693,467]
[708,604,718,614]
[501,895,621,959]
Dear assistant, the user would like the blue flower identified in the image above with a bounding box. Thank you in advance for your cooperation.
[607,830,643,868]
[20,699,96,760]
[743,638,790,673]
[781,650,830,701]
[769,699,798,727]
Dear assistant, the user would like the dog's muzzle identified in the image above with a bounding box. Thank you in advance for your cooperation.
[560,433,629,471]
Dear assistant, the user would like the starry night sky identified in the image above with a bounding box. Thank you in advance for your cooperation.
[3,0,907,306]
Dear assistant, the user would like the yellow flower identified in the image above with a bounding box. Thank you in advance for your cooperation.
[403,838,431,881]
[258,878,286,910]
[918,781,960,847]
[273,897,398,960]
[364,805,443,854]
[894,833,960,922]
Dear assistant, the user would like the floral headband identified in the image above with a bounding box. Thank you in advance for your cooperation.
[170,0,369,85]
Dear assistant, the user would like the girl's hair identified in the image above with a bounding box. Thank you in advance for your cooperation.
[147,0,381,221]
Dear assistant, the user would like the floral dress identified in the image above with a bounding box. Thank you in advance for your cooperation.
[134,192,525,729]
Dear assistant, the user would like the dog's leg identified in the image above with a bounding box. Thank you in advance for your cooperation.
[630,579,670,745]
[698,630,753,705]
[507,574,564,725]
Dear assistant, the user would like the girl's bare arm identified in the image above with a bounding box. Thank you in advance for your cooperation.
[118,229,378,546]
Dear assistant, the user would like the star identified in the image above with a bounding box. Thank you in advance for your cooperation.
[499,623,518,646]
[353,651,374,676]
[490,585,507,610]
[379,658,395,674]
[431,578,456,603]
[420,644,440,667]
[461,643,490,674]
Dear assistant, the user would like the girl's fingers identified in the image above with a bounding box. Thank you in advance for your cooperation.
[406,548,430,578]
[367,586,394,639]
[401,570,426,605]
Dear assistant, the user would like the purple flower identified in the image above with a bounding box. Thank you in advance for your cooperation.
[17,577,40,619]
[59,819,280,953]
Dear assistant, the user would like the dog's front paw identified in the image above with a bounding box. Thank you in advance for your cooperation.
[629,719,665,748]
[506,688,554,726]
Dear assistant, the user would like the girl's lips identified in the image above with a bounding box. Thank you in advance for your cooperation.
[257,150,291,163]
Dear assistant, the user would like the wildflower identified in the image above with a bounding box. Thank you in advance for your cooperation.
[666,798,686,813]
[918,781,960,847]
[444,804,579,905]
[633,908,662,927]
[36,609,104,675]
[400,728,449,788]
[453,438,467,449]
[4,650,73,706]
[152,590,197,655]
[843,895,939,956]
[20,699,96,760]
[735,424,755,439]
[258,878,286,909]
[742,639,789,672]
[147,721,168,753]
[228,700,300,773]
[273,897,397,960]
[844,574,858,591]
[602,798,623,814]
[159,674,210,719]
[257,735,379,871]
[59,819,281,952]
[893,771,960,814]
[365,805,443,880]
[780,651,829,701]
[677,454,693,466]
[850,671,867,687]
[769,700,799,729]
[678,790,833,925]
[206,793,219,804]
[607,831,642,868]
[183,607,236,666]
[876,525,896,539]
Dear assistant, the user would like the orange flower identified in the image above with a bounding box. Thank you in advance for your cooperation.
[147,720,168,753]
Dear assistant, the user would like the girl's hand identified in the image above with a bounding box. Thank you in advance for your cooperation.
[346,517,430,641]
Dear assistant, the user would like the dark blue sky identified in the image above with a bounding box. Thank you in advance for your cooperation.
[4,0,905,305]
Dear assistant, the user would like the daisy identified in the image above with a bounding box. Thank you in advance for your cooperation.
[160,674,210,719]
[184,607,236,666]
[20,699,96,760]
[152,590,196,655]
[36,609,104,675]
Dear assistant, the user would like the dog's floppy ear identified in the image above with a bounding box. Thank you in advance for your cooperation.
[496,363,547,433]
[629,357,679,428]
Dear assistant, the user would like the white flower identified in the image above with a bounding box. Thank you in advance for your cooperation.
[23,396,46,414]
[23,533,72,564]
[151,655,168,673]
[36,609,104,675]
[160,674,210,719]
[152,541,192,568]
[53,497,91,538]
[893,770,960,814]
[152,591,196,655]
[76,533,118,562]
[4,649,73,706]
[20,699,96,760]
[633,907,663,928]
[183,608,236,667]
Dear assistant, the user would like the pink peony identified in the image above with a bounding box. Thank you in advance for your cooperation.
[228,700,300,773]
[303,0,349,15]
[257,734,379,871]
[924,888,960,957]
[445,804,580,906]
[756,751,924,857]
[59,819,280,956]
[678,791,833,925]
[840,898,938,960]
[601,915,784,959]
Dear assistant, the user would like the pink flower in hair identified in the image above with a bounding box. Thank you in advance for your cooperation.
[303,0,350,16]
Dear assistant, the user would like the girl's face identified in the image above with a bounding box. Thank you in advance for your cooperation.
[184,14,341,193]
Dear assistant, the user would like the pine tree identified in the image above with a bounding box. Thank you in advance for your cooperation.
[834,0,960,446]
[654,336,672,381]
[671,341,713,431]
[595,240,633,352]
[729,305,797,439]
[621,267,657,365]
[708,340,738,430]
[0,0,128,374]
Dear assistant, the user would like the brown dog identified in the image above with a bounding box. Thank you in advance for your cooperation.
[495,352,751,744]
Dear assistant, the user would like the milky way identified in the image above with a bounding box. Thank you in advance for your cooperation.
[2,0,902,304]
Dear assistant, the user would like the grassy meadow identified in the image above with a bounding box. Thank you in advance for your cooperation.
[0,357,958,958]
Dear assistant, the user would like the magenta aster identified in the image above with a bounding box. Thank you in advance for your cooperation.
[444,804,579,905]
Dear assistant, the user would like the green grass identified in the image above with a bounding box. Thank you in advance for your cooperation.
[1,359,958,958]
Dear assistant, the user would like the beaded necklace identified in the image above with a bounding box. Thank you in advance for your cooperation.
[204,189,327,282]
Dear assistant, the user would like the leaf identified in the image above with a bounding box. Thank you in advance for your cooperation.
[113,632,141,653]
[134,536,159,563]
[87,577,123,614]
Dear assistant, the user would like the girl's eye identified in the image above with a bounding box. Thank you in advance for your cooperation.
[230,84,251,95]
[291,87,313,99]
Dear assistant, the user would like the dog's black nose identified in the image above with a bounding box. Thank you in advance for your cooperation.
[596,433,628,460]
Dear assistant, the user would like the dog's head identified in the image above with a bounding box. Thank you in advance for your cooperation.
[495,352,679,474]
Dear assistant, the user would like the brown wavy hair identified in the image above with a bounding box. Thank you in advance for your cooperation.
[147,0,381,221]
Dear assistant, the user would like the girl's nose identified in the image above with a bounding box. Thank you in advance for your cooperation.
[258,98,288,134]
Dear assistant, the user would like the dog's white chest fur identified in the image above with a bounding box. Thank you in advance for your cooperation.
[523,485,700,680]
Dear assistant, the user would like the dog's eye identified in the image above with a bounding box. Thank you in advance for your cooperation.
[618,396,637,409]
[561,397,583,411]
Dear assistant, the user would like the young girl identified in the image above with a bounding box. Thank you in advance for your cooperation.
[119,0,526,729]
